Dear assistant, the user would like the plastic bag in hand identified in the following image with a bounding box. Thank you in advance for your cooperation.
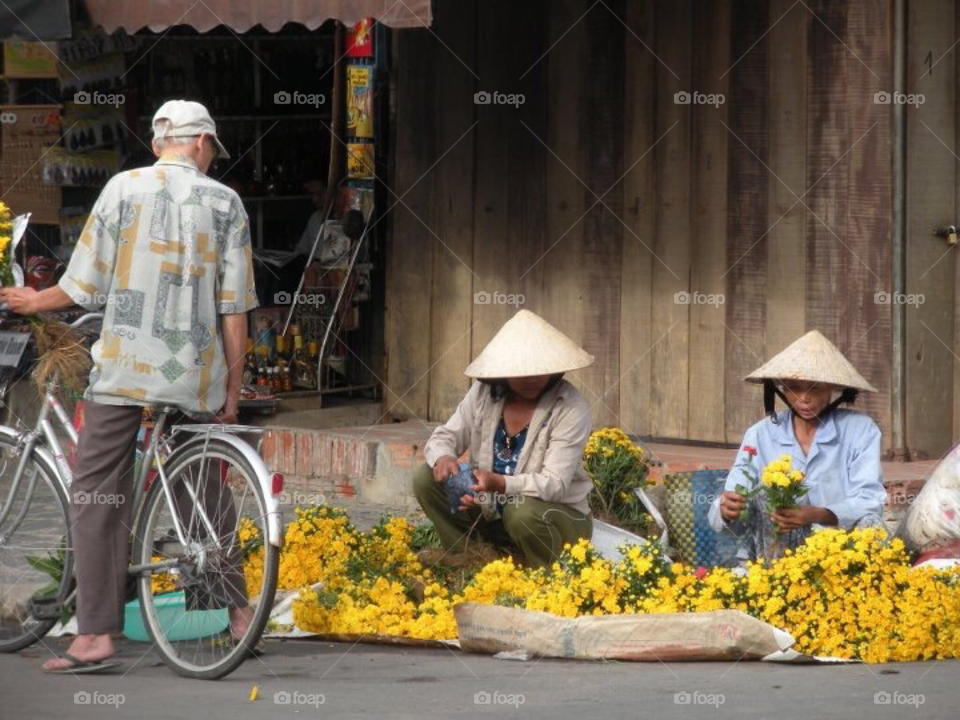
[444,464,475,514]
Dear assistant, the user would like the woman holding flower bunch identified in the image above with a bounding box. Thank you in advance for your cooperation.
[708,330,887,562]
[414,310,595,568]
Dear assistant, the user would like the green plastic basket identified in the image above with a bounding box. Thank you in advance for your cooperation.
[123,591,229,643]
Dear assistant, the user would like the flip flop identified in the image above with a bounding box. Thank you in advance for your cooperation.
[43,652,123,675]
[243,638,267,658]
[220,632,267,658]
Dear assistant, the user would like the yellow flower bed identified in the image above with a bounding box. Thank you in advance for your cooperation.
[242,507,960,662]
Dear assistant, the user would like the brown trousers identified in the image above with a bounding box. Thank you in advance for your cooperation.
[71,400,247,635]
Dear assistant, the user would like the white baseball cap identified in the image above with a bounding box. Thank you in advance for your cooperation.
[152,100,230,160]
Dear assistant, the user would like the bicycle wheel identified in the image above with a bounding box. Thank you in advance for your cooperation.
[0,434,74,652]
[131,436,278,679]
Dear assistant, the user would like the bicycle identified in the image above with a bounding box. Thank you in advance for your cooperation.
[0,312,282,679]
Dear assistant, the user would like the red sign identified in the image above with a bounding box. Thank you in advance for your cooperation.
[345,18,373,58]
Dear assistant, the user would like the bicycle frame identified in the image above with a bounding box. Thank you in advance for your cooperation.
[0,377,283,579]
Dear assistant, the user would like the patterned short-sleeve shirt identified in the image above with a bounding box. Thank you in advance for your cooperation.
[58,157,258,415]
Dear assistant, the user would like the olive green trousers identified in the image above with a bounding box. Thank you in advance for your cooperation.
[412,463,592,568]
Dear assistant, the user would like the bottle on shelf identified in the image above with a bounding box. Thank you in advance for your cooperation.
[291,325,316,390]
[276,335,295,392]
[256,346,270,394]
[242,338,257,386]
[274,336,285,387]
[307,340,322,390]
[263,164,276,196]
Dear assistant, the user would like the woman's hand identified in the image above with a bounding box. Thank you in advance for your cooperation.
[471,468,506,495]
[432,455,460,483]
[459,468,506,512]
[719,490,746,521]
[771,506,837,532]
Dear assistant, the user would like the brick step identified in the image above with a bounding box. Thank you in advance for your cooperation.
[260,421,438,510]
[259,423,940,515]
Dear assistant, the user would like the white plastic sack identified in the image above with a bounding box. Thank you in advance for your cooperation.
[896,442,960,554]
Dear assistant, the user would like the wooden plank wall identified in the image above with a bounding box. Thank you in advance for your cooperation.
[619,0,656,438]
[426,0,478,420]
[649,0,692,440]
[845,0,893,441]
[387,0,903,451]
[955,0,960,446]
[724,0,770,441]
[688,0,730,443]
[384,26,437,424]
[907,0,956,456]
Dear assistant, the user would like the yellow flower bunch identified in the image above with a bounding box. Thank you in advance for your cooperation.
[584,427,646,462]
[761,455,805,490]
[0,201,12,286]
[584,427,652,534]
[758,454,808,511]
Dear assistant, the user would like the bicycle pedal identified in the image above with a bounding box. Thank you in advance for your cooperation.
[28,595,64,621]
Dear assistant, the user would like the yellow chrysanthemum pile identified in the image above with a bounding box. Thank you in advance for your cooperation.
[744,528,960,662]
[286,510,459,641]
[274,508,960,661]
[243,506,360,595]
[149,556,179,596]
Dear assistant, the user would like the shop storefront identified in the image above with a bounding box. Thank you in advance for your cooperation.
[0,0,430,424]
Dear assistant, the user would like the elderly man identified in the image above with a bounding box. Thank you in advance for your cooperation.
[0,100,258,673]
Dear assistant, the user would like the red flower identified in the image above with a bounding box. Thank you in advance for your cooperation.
[743,446,758,457]
[694,566,709,580]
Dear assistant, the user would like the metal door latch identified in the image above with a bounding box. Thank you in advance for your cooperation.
[933,224,958,245]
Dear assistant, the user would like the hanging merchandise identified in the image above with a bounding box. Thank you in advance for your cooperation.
[3,40,59,79]
[336,184,375,222]
[347,65,374,139]
[0,106,64,224]
[62,103,127,152]
[42,147,120,187]
[346,142,375,179]
[345,19,374,58]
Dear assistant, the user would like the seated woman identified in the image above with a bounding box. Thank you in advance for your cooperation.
[413,310,595,568]
[708,330,887,562]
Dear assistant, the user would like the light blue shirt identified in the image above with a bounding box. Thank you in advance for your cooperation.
[708,408,886,532]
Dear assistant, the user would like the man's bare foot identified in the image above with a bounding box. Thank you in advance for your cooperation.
[42,634,114,671]
[229,605,254,641]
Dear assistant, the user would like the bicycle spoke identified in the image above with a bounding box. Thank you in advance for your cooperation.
[0,441,72,651]
[133,440,277,678]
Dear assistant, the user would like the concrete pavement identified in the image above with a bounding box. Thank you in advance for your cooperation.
[1,636,955,719]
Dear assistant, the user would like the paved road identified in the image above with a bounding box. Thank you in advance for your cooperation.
[1,636,955,719]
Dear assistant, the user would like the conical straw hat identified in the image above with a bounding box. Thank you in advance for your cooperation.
[464,310,595,379]
[744,330,877,392]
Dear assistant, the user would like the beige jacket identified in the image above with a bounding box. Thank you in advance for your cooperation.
[423,379,594,515]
